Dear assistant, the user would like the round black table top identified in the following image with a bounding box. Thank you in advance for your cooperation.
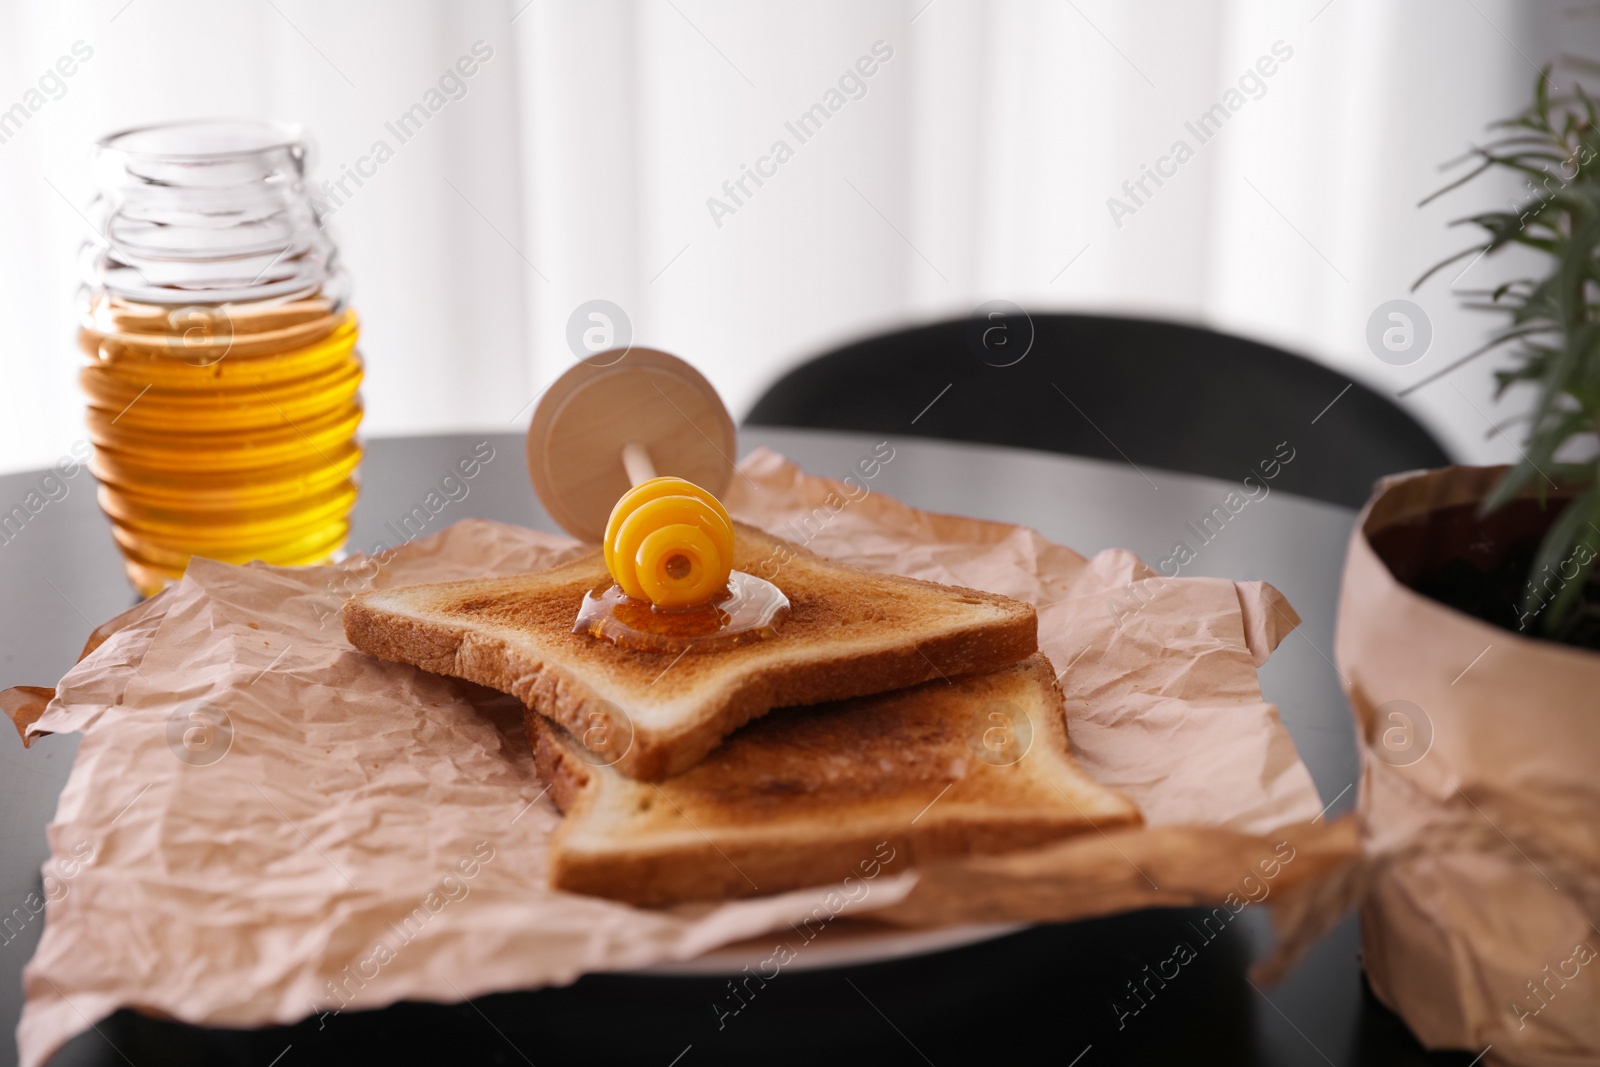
[0,429,1477,1067]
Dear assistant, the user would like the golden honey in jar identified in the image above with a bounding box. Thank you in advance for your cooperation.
[78,120,362,596]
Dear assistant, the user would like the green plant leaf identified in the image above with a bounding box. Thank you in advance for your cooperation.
[1482,455,1547,515]
[1519,487,1600,630]
[1420,63,1600,642]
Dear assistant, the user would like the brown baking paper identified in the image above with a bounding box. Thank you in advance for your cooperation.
[11,447,1333,1066]
[1262,466,1600,1067]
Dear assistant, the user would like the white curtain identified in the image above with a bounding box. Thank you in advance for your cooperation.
[1,0,1590,476]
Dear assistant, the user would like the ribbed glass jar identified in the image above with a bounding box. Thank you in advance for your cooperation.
[77,119,362,595]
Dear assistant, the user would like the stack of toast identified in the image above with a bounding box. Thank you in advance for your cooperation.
[344,522,1139,906]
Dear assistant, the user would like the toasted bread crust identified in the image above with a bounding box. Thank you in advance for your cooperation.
[527,706,589,813]
[344,524,1038,780]
[530,655,1141,906]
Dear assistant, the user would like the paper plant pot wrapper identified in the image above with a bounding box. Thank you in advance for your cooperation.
[1330,465,1600,1067]
[8,447,1333,1067]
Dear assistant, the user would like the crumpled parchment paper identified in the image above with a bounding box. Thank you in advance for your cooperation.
[9,447,1333,1066]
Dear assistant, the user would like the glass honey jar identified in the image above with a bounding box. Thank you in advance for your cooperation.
[77,119,363,596]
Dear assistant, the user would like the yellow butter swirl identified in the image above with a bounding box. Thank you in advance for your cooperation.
[603,476,735,609]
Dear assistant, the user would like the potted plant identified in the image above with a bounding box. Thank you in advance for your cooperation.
[1332,70,1600,1064]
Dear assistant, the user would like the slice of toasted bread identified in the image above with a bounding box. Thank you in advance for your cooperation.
[343,522,1036,781]
[530,654,1140,906]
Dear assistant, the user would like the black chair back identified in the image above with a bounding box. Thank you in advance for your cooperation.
[745,313,1451,509]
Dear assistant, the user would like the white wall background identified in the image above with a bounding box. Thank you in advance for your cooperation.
[0,0,1591,476]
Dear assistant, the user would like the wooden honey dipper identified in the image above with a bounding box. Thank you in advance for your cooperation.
[525,348,742,611]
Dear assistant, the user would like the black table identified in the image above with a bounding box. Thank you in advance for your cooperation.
[1,429,1476,1066]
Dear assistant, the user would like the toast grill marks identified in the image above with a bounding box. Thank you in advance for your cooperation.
[343,523,1038,781]
[532,655,1141,906]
